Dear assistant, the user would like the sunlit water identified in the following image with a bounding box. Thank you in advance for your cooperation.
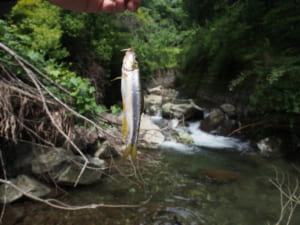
[5,121,300,225]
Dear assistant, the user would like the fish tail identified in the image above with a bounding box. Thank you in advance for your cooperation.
[123,145,137,161]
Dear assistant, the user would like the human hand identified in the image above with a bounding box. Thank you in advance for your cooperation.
[47,0,142,13]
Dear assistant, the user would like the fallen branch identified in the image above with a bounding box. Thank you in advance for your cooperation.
[227,121,265,136]
[0,178,151,210]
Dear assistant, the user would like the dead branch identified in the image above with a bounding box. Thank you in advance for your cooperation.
[269,169,300,225]
[0,41,125,186]
[227,121,265,136]
[0,41,153,213]
[0,178,151,210]
[0,150,7,224]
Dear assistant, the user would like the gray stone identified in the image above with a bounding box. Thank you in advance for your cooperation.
[139,114,165,149]
[148,85,164,95]
[94,141,119,158]
[144,94,163,115]
[257,137,282,157]
[31,147,71,174]
[172,131,194,144]
[162,101,203,120]
[161,88,179,103]
[55,155,105,185]
[220,103,236,118]
[0,175,51,204]
[200,108,225,132]
[73,125,99,150]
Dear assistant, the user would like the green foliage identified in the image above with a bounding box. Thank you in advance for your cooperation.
[110,104,122,115]
[0,1,106,116]
[118,0,191,77]
[9,0,68,60]
[182,0,300,119]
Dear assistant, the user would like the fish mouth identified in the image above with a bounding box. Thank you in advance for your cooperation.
[122,48,138,71]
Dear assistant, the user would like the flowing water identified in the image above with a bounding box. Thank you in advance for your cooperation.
[5,121,300,225]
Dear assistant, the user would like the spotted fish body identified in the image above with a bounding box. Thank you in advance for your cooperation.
[121,48,142,160]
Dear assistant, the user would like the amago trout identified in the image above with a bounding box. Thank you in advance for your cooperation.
[121,48,142,160]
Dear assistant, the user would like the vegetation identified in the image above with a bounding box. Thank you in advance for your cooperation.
[1,0,299,127]
[181,0,300,120]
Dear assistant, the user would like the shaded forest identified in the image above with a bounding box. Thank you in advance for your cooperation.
[0,0,299,145]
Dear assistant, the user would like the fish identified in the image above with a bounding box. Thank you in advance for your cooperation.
[121,48,142,161]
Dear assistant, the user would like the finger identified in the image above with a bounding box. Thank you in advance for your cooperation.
[126,0,140,12]
[101,0,116,13]
[115,0,126,13]
[86,0,103,13]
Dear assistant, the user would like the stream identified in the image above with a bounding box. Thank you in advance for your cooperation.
[5,118,300,225]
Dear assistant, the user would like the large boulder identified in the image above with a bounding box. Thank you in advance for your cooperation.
[162,100,204,120]
[200,108,237,135]
[31,147,71,174]
[139,114,165,149]
[161,88,178,103]
[73,125,99,150]
[94,140,119,159]
[171,131,194,144]
[220,103,236,118]
[147,85,164,95]
[55,155,105,186]
[0,175,51,204]
[201,108,225,131]
[144,94,163,115]
[31,147,106,186]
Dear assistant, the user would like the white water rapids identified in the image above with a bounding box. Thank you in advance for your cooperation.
[155,115,251,154]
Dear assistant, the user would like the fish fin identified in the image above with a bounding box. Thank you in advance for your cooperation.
[111,76,121,81]
[123,145,137,161]
[121,104,127,139]
[122,115,128,139]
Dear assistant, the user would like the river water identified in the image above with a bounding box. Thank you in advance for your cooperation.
[5,121,300,225]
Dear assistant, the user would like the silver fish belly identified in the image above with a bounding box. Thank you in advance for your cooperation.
[121,48,142,160]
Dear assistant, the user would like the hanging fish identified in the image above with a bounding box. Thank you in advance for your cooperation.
[121,48,142,160]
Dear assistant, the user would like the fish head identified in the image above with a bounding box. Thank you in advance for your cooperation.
[122,48,138,71]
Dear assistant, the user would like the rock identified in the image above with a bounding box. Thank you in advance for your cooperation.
[31,147,71,174]
[220,103,236,118]
[161,88,178,103]
[73,125,99,150]
[148,85,164,95]
[162,101,204,120]
[257,137,282,157]
[0,175,51,204]
[13,143,36,176]
[200,108,238,135]
[144,94,163,106]
[200,108,225,132]
[55,155,105,185]
[139,114,165,149]
[31,147,106,185]
[172,131,194,144]
[144,94,163,115]
[94,141,119,159]
[196,169,240,184]
[100,112,121,124]
[1,205,25,225]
